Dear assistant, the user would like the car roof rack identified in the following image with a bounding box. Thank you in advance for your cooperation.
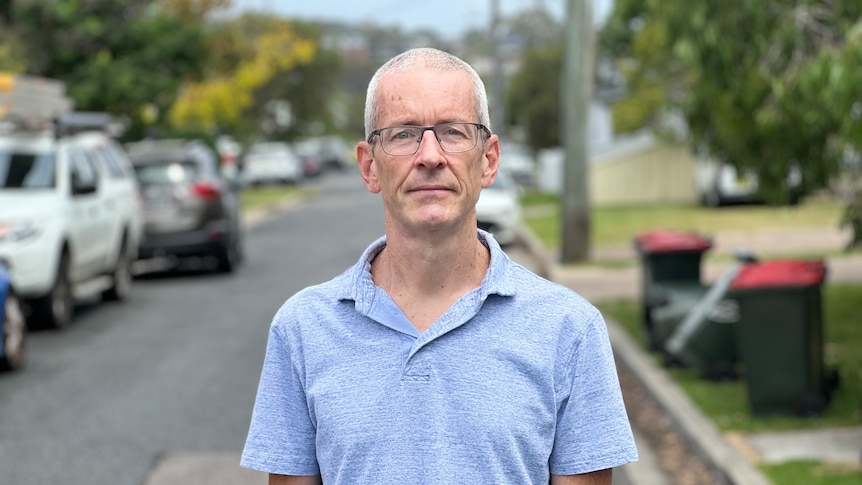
[0,72,74,133]
[54,111,128,138]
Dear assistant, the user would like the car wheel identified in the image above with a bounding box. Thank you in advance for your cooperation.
[0,289,26,371]
[701,188,722,208]
[30,254,73,330]
[103,240,132,302]
[215,237,239,273]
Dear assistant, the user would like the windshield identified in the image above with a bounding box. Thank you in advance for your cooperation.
[134,161,203,187]
[0,152,56,189]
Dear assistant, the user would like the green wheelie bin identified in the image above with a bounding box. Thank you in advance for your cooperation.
[663,257,752,380]
[634,230,712,350]
[730,259,839,416]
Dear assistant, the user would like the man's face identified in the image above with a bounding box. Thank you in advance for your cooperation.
[357,68,500,237]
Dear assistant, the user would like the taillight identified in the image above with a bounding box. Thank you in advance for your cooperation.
[190,181,221,199]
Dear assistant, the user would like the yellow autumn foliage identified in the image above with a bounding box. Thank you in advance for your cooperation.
[169,25,316,130]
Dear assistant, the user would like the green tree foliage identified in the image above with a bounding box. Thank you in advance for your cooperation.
[506,43,563,152]
[250,20,344,140]
[603,0,862,207]
[8,0,209,139]
[168,15,316,137]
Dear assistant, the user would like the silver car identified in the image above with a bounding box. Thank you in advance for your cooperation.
[241,142,303,186]
[126,139,243,273]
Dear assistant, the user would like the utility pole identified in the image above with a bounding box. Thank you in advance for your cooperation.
[490,0,505,135]
[561,0,595,263]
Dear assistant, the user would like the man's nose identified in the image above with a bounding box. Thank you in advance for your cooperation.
[415,128,446,165]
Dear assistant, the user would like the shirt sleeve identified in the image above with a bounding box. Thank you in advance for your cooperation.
[549,309,639,475]
[241,322,320,476]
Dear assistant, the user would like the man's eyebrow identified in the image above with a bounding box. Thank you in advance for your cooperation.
[386,119,463,127]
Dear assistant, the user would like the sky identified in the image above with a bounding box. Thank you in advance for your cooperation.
[231,0,613,39]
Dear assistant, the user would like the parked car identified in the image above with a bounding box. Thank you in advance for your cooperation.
[500,141,537,188]
[294,136,353,172]
[0,260,25,371]
[695,157,759,207]
[0,114,144,329]
[695,156,803,207]
[125,139,243,273]
[292,142,322,178]
[476,168,523,246]
[241,141,303,186]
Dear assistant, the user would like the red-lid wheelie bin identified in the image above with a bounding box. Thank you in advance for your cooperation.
[634,230,713,350]
[730,260,839,416]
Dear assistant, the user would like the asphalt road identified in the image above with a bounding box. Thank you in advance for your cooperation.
[0,169,385,485]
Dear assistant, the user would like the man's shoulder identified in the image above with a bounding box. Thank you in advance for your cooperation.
[505,260,592,303]
[272,266,357,321]
[292,266,355,302]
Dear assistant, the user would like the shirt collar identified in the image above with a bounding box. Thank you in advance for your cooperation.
[337,229,517,312]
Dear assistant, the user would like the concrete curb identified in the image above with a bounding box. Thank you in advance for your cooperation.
[518,227,773,485]
[605,318,772,485]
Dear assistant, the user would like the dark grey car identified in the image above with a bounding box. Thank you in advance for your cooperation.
[126,139,242,273]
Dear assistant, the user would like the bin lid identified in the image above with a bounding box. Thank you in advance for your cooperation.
[634,230,712,254]
[731,260,827,289]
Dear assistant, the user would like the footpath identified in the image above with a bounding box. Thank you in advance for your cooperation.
[516,224,862,485]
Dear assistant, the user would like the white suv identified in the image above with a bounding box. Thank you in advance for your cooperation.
[0,120,143,329]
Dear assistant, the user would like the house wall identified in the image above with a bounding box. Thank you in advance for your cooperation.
[591,143,698,206]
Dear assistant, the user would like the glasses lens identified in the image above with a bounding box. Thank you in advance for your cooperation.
[435,123,479,153]
[379,126,422,156]
[377,123,480,155]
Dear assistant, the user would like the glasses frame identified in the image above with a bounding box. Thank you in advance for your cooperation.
[367,122,492,156]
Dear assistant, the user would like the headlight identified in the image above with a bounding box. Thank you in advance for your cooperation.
[0,220,41,243]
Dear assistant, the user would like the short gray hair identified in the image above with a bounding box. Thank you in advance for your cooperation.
[364,48,491,140]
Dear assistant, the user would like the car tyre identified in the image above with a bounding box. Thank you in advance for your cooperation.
[215,237,240,273]
[103,239,133,302]
[0,289,26,371]
[700,187,722,208]
[29,253,73,330]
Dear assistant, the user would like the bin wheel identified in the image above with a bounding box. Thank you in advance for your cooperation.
[662,351,686,369]
[822,368,841,397]
[794,393,826,417]
[705,361,738,382]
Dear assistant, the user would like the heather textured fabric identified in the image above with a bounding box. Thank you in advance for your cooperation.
[241,230,637,483]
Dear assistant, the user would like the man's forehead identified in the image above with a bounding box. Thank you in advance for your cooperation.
[376,69,475,123]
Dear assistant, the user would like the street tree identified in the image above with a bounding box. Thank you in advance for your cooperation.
[603,0,862,209]
[507,44,564,153]
[7,0,209,139]
[168,15,316,136]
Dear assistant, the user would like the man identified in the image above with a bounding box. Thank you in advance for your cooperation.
[241,47,637,484]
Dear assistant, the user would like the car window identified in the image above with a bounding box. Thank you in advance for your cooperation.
[97,144,130,179]
[0,152,56,189]
[69,148,99,188]
[134,161,202,187]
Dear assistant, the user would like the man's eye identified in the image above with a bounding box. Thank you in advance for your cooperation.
[386,129,417,142]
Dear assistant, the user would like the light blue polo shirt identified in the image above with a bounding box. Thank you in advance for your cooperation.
[241,231,637,483]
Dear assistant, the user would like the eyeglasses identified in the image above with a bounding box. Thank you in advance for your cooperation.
[367,122,491,156]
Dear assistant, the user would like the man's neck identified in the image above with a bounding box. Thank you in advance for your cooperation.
[371,226,490,331]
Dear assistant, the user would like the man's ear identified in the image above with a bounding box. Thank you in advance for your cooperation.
[357,141,381,194]
[480,134,501,189]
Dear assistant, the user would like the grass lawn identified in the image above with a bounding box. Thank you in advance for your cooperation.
[760,461,862,485]
[521,191,845,249]
[240,185,307,213]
